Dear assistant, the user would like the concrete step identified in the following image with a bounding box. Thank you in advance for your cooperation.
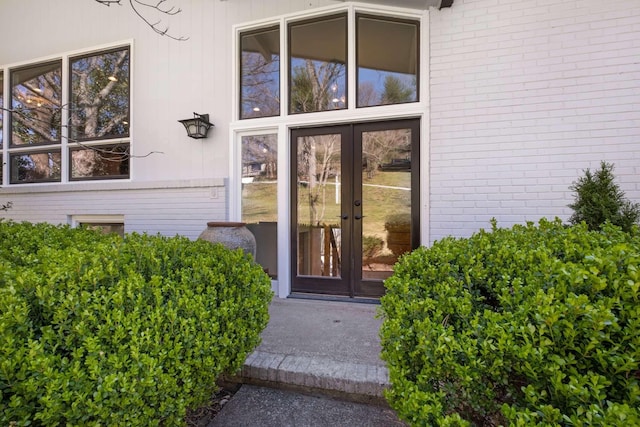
[230,350,390,405]
[223,297,391,405]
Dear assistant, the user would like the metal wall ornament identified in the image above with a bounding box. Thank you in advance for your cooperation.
[178,113,214,139]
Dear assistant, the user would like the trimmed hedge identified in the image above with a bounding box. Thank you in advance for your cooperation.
[380,219,640,426]
[0,221,272,426]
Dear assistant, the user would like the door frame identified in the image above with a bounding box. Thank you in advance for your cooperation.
[290,118,420,298]
[290,124,352,296]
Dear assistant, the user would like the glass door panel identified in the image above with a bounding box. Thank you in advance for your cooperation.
[360,128,412,281]
[296,133,343,278]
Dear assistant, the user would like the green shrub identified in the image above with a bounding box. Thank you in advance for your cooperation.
[380,218,640,426]
[363,235,384,259]
[0,221,272,426]
[569,161,640,232]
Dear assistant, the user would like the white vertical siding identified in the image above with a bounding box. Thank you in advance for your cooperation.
[429,0,640,243]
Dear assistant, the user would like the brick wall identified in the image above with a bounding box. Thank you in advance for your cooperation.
[429,0,640,242]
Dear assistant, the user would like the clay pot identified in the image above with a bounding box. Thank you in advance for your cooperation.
[198,222,257,258]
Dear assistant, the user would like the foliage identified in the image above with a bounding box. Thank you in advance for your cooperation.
[0,221,272,426]
[363,235,384,260]
[290,60,345,113]
[385,213,411,232]
[381,75,415,105]
[380,218,640,426]
[569,161,640,232]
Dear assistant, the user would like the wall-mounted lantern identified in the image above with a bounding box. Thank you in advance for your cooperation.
[178,113,214,139]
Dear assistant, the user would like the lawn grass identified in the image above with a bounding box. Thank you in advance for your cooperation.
[241,170,412,250]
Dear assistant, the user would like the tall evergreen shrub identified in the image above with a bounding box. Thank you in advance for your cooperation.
[569,161,640,232]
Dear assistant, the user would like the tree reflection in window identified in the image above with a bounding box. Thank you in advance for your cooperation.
[70,47,130,141]
[10,151,61,184]
[1,71,3,181]
[357,15,418,107]
[0,71,3,149]
[240,27,280,119]
[10,61,62,146]
[242,134,278,222]
[70,144,130,180]
[289,15,347,114]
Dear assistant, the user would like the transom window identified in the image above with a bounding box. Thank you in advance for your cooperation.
[289,13,348,114]
[356,14,419,107]
[240,27,280,119]
[238,9,419,120]
[3,45,130,184]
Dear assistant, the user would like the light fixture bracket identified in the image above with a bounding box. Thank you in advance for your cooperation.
[178,112,214,139]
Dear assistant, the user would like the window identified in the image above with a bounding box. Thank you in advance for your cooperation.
[10,61,62,147]
[70,144,129,180]
[70,47,130,141]
[69,47,130,180]
[289,14,347,114]
[71,215,125,237]
[10,150,61,184]
[240,26,280,119]
[242,133,278,278]
[238,8,420,119]
[0,71,3,180]
[5,45,130,184]
[82,222,125,237]
[357,14,418,107]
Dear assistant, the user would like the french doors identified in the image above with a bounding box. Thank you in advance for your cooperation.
[291,119,419,297]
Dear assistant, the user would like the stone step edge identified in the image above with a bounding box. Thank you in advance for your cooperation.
[222,350,391,405]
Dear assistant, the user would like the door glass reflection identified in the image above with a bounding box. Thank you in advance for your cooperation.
[242,134,278,278]
[361,128,412,280]
[296,134,342,277]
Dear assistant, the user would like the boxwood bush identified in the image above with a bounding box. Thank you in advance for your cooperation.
[380,219,639,426]
[0,221,272,426]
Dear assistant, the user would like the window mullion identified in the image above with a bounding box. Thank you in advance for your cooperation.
[61,55,70,183]
[347,5,356,111]
[280,17,287,118]
[1,69,6,186]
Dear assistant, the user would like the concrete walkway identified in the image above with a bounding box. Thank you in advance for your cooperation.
[211,297,406,426]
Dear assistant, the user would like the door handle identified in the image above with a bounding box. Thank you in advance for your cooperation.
[355,214,364,220]
[339,214,349,220]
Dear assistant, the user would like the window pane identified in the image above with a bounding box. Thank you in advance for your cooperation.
[242,134,278,278]
[70,144,130,180]
[357,15,418,107]
[80,222,125,237]
[10,61,62,146]
[70,47,130,141]
[289,14,347,114]
[10,151,61,183]
[1,71,3,148]
[240,27,280,119]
